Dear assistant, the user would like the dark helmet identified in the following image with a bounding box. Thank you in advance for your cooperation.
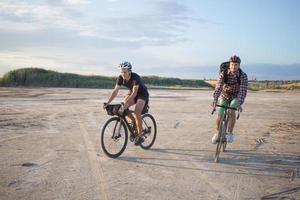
[119,61,132,71]
[229,55,241,63]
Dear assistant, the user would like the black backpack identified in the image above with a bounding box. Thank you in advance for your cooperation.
[219,61,242,85]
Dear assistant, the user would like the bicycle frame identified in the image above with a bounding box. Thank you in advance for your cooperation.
[113,111,136,138]
[113,109,152,138]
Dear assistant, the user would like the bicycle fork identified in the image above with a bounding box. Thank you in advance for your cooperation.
[112,118,122,139]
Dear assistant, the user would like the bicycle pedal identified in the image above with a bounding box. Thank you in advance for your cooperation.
[130,134,136,142]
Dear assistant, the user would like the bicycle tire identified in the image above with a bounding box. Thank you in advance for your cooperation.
[140,113,157,150]
[214,127,223,163]
[215,120,227,163]
[222,120,228,152]
[101,117,128,158]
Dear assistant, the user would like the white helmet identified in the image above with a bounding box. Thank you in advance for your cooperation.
[119,61,132,71]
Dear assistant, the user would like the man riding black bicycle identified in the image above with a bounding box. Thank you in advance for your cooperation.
[104,61,149,145]
[212,55,248,144]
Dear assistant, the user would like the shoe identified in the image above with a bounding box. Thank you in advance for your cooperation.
[134,135,144,146]
[211,133,219,144]
[227,132,234,143]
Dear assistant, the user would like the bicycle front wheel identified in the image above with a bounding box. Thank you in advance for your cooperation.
[140,113,157,149]
[215,121,225,162]
[214,137,222,163]
[101,117,128,158]
[221,119,228,152]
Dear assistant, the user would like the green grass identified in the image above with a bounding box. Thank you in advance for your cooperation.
[1,68,298,90]
[0,68,212,89]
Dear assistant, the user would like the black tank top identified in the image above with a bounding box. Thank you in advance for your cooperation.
[116,73,149,97]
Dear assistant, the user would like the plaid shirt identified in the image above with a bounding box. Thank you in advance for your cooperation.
[213,69,248,106]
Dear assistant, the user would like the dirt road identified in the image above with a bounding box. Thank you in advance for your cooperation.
[0,87,299,199]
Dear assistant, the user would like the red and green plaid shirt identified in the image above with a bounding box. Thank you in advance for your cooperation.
[213,69,248,106]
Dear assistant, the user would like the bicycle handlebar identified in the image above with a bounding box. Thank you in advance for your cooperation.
[216,104,237,110]
[211,104,240,120]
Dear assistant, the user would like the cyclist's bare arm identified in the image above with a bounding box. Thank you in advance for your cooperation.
[213,73,224,105]
[107,84,120,104]
[237,103,243,112]
[124,85,139,109]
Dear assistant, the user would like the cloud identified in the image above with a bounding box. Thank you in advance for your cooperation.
[63,0,90,5]
[0,0,89,33]
[89,0,209,46]
[0,0,208,47]
[0,0,213,77]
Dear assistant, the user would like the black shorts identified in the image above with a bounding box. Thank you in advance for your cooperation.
[134,94,149,104]
[134,94,149,114]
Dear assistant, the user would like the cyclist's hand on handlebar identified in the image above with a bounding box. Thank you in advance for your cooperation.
[122,102,129,110]
[211,101,217,114]
[103,102,108,109]
[237,105,243,112]
[211,101,216,108]
[119,103,128,116]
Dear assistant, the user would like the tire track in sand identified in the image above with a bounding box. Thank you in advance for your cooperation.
[72,108,110,200]
[233,174,242,200]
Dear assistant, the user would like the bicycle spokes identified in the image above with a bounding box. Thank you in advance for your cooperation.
[101,117,128,158]
[140,114,157,150]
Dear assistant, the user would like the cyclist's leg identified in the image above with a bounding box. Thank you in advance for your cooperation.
[134,98,146,136]
[227,98,238,133]
[212,98,229,144]
[123,95,136,125]
[216,98,229,130]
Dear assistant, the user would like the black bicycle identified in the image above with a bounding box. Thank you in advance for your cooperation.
[212,104,240,163]
[101,103,157,158]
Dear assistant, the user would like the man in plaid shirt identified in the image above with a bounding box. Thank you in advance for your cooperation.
[212,55,248,144]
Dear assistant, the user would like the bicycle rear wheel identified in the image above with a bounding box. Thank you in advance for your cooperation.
[140,113,157,149]
[101,117,128,158]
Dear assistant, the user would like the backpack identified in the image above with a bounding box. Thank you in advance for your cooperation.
[219,61,242,85]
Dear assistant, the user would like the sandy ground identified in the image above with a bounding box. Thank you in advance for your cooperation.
[0,87,300,200]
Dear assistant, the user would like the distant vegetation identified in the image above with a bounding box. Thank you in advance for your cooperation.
[0,68,212,89]
[0,68,115,88]
[1,68,299,90]
[248,80,300,90]
[206,80,300,91]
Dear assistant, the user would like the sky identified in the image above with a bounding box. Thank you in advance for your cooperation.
[0,0,299,79]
